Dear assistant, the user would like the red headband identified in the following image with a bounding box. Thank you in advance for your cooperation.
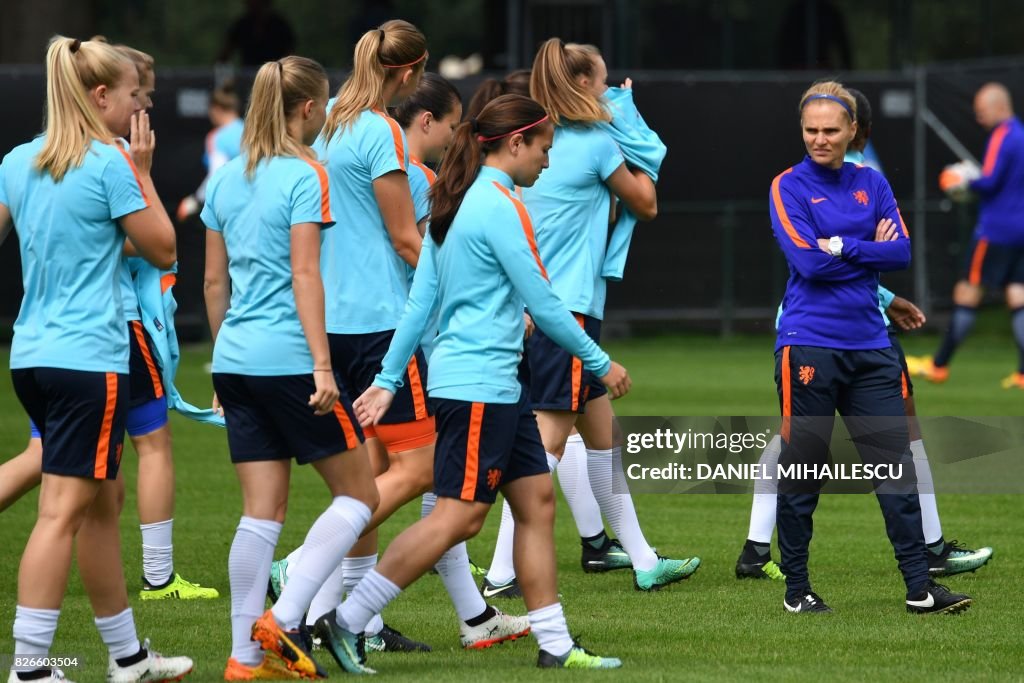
[477,115,550,143]
[382,52,427,69]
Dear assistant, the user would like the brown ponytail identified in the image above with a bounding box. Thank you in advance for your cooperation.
[429,94,548,245]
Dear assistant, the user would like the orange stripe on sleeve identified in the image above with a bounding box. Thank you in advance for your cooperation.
[406,356,429,420]
[982,123,1009,176]
[770,168,810,249]
[115,146,151,207]
[300,159,333,223]
[492,182,549,280]
[131,321,164,399]
[780,346,792,444]
[461,403,485,500]
[373,110,407,172]
[94,373,118,478]
[333,402,361,451]
[410,158,437,185]
[969,238,989,286]
[159,273,176,294]
[896,208,910,238]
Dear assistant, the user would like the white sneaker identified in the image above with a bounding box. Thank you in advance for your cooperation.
[106,640,193,682]
[7,670,75,683]
[459,607,530,649]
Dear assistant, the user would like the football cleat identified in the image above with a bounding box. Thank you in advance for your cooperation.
[460,607,530,649]
[633,556,700,591]
[783,592,833,614]
[140,573,219,601]
[906,581,972,615]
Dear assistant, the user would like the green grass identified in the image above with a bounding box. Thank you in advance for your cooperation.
[0,326,1022,681]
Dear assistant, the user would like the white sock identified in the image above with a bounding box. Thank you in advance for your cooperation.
[230,516,282,666]
[337,569,401,634]
[911,439,943,544]
[341,554,381,636]
[95,607,140,661]
[557,436,604,538]
[285,546,303,579]
[587,447,658,571]
[140,518,174,586]
[273,497,372,630]
[528,603,573,658]
[305,563,345,627]
[422,493,487,621]
[747,435,781,543]
[12,606,59,672]
[485,498,517,585]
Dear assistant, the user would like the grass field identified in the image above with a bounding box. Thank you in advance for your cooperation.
[0,323,1021,682]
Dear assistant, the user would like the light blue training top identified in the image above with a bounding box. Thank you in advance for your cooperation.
[201,154,334,375]
[316,105,412,334]
[1,137,149,373]
[374,165,611,404]
[520,124,624,320]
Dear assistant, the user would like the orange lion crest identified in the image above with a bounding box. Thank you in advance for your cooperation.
[852,189,869,206]
[799,366,815,385]
[487,468,503,490]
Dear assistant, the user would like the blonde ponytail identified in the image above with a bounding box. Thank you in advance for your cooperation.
[35,35,133,181]
[242,56,329,176]
[322,19,427,142]
[529,38,609,125]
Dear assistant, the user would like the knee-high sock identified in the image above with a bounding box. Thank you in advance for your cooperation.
[911,439,942,544]
[230,517,282,666]
[557,435,604,538]
[140,519,174,587]
[934,305,978,367]
[305,562,345,627]
[95,607,140,660]
[747,435,782,543]
[586,447,658,571]
[12,606,60,672]
[528,603,573,658]
[341,554,383,636]
[336,570,401,635]
[272,497,371,630]
[422,493,487,621]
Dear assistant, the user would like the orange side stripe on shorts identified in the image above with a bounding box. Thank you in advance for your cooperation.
[95,373,118,479]
[406,356,429,421]
[492,182,549,280]
[461,403,485,500]
[333,402,360,450]
[373,110,407,172]
[159,273,176,294]
[780,346,792,443]
[570,314,584,411]
[300,158,333,223]
[131,321,164,399]
[969,238,989,286]
[901,371,909,400]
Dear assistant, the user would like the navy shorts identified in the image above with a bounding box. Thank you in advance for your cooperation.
[433,391,549,504]
[526,313,607,412]
[328,331,432,426]
[960,236,1024,288]
[12,368,127,480]
[213,372,363,464]
[888,328,914,399]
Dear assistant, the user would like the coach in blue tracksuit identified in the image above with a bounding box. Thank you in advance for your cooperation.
[769,81,971,615]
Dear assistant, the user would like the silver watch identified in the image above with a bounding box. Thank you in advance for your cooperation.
[828,236,844,257]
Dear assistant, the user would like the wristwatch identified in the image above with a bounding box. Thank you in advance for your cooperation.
[828,236,844,257]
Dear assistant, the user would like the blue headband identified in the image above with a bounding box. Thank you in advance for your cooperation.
[802,94,853,119]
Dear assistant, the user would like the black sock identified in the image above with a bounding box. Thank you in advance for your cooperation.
[581,530,609,550]
[143,570,175,590]
[16,670,54,681]
[742,539,771,562]
[926,536,946,555]
[464,605,497,627]
[934,305,978,367]
[115,647,149,668]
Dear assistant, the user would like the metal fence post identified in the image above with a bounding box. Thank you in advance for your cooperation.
[720,202,736,338]
[913,65,931,313]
